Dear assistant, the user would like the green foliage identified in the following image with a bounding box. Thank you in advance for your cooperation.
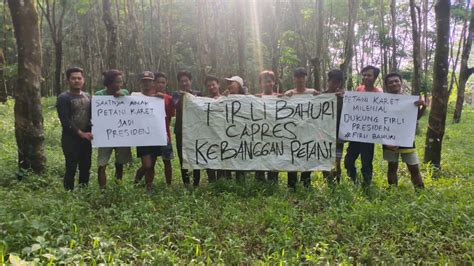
[0,100,473,264]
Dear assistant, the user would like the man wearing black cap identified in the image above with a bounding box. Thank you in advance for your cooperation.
[284,67,320,189]
[132,71,162,192]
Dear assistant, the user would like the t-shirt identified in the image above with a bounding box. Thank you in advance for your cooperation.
[355,85,383,93]
[56,91,91,136]
[94,88,130,96]
[174,90,202,136]
[163,93,175,143]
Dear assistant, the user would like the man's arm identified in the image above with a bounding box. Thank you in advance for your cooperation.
[414,97,427,120]
[56,94,78,136]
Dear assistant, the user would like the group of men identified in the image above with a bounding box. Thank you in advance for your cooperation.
[56,65,425,192]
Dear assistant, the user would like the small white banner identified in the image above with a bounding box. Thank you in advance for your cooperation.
[91,96,167,147]
[339,91,418,146]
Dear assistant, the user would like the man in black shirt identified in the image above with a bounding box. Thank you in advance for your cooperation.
[56,67,92,191]
[322,69,345,184]
[174,70,202,186]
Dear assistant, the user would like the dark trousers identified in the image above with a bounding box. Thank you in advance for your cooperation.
[61,135,92,191]
[344,141,375,186]
[176,133,201,186]
[255,171,279,183]
[287,172,311,188]
[206,169,228,182]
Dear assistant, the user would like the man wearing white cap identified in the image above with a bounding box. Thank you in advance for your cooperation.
[224,76,245,95]
[223,75,246,181]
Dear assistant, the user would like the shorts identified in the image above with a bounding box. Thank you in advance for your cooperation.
[97,147,132,166]
[137,146,162,158]
[383,149,419,165]
[161,142,174,160]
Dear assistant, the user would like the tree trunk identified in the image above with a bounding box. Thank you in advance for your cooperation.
[82,8,93,94]
[389,0,397,72]
[102,0,118,69]
[127,0,145,75]
[196,0,210,86]
[453,4,474,123]
[271,0,281,92]
[340,0,359,91]
[235,0,246,78]
[0,48,6,102]
[379,0,388,79]
[448,18,466,96]
[424,0,451,167]
[421,0,428,74]
[53,40,62,95]
[37,0,67,96]
[409,0,421,95]
[164,0,175,90]
[313,0,324,91]
[7,0,46,173]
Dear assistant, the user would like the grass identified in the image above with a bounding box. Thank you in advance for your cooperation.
[0,98,473,264]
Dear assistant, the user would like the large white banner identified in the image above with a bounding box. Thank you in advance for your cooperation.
[182,93,337,171]
[339,91,418,146]
[91,96,167,148]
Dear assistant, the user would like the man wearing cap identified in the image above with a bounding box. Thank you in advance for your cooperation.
[223,75,246,95]
[132,71,163,192]
[174,70,202,187]
[284,67,320,189]
[344,65,382,188]
[222,75,247,181]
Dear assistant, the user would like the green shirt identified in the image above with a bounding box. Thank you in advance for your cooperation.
[94,88,130,96]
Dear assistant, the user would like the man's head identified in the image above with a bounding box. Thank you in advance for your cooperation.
[205,75,220,96]
[139,71,155,94]
[361,65,380,87]
[293,67,307,89]
[177,70,192,92]
[66,67,85,91]
[327,69,343,92]
[259,70,276,94]
[225,76,244,95]
[154,72,168,93]
[384,72,403,94]
[103,69,124,92]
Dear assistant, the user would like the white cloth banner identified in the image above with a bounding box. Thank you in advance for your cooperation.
[91,96,167,147]
[182,93,337,171]
[339,91,418,146]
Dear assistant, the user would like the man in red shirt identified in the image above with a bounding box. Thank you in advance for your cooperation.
[154,72,175,185]
[355,66,383,93]
[345,65,382,187]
